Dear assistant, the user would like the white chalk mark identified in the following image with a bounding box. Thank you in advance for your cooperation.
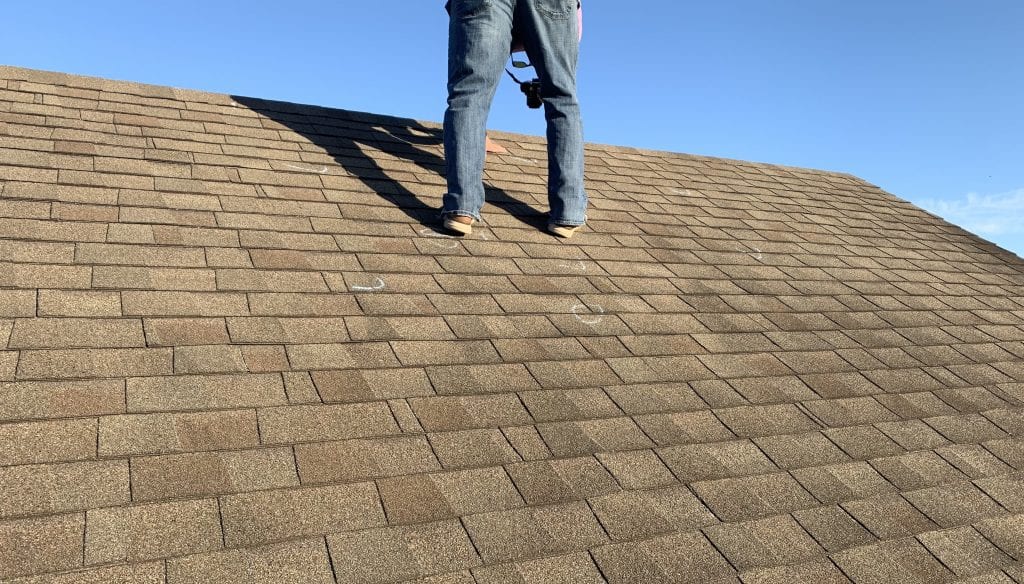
[424,238,460,250]
[558,261,587,272]
[507,156,540,166]
[417,228,460,249]
[283,163,329,174]
[351,277,386,292]
[735,245,765,262]
[418,228,455,239]
[571,303,605,325]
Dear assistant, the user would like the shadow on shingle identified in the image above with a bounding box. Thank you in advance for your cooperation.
[230,96,546,232]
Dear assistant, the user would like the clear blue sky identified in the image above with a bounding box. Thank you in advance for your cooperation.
[4,1,1023,257]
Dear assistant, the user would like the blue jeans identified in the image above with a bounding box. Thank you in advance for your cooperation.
[443,0,587,226]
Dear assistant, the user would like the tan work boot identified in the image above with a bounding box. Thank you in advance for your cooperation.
[443,214,474,236]
[547,223,583,239]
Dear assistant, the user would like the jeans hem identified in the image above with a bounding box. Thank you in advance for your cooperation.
[440,209,481,222]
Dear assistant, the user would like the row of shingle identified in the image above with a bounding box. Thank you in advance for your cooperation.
[2,400,1019,516]
[2,466,1022,581]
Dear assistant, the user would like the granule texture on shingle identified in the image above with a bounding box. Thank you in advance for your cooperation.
[3,64,1024,582]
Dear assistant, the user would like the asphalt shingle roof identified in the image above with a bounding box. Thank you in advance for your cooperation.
[1,64,1023,583]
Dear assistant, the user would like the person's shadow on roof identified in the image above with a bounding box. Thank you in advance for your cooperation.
[230,96,545,233]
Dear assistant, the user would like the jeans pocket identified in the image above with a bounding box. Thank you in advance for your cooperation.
[453,0,490,19]
[535,0,574,20]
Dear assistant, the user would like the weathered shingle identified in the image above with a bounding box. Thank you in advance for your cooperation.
[2,64,1023,582]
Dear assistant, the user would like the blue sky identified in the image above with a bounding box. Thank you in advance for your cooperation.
[3,1,1023,257]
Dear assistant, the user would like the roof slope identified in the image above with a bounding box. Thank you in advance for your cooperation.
[1,65,1023,583]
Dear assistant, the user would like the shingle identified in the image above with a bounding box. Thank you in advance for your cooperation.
[130,448,298,502]
[728,375,819,404]
[285,341,398,370]
[472,553,605,584]
[463,502,608,564]
[902,482,1004,528]
[295,436,440,484]
[127,373,286,412]
[257,402,400,444]
[16,348,172,380]
[327,520,482,583]
[832,538,955,584]
[596,449,677,489]
[536,417,653,456]
[0,460,128,521]
[691,472,818,522]
[312,368,434,402]
[716,404,820,437]
[519,388,621,423]
[429,429,522,469]
[220,482,385,547]
[841,493,939,539]
[502,425,553,461]
[1,562,166,583]
[505,457,619,505]
[869,450,969,490]
[167,538,336,584]
[704,514,823,570]
[875,419,950,451]
[604,382,708,414]
[738,558,853,584]
[658,439,778,483]
[427,363,540,394]
[801,397,899,427]
[918,527,1015,578]
[635,410,735,446]
[975,474,1024,512]
[588,485,716,541]
[0,418,97,466]
[791,461,896,503]
[0,379,125,422]
[793,505,876,552]
[925,413,1009,444]
[592,531,735,584]
[975,514,1024,561]
[0,514,85,580]
[378,467,523,524]
[753,431,849,469]
[84,499,222,564]
[409,394,533,431]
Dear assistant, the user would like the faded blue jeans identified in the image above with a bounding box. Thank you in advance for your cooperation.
[443,0,587,226]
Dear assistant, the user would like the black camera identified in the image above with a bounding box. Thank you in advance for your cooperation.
[520,79,543,109]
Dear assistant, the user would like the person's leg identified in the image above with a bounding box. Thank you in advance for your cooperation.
[514,0,587,227]
[443,0,515,223]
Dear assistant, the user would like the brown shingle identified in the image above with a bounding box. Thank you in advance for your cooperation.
[85,499,222,564]
[257,402,400,444]
[7,66,1024,583]
[130,448,298,502]
[328,520,481,583]
[0,461,129,519]
[691,472,818,522]
[167,538,336,584]
[378,467,522,524]
[0,418,97,466]
[295,436,440,484]
[589,485,716,541]
[832,538,955,584]
[220,482,385,547]
[591,531,735,584]
[463,502,608,564]
[0,514,85,580]
[704,514,823,570]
